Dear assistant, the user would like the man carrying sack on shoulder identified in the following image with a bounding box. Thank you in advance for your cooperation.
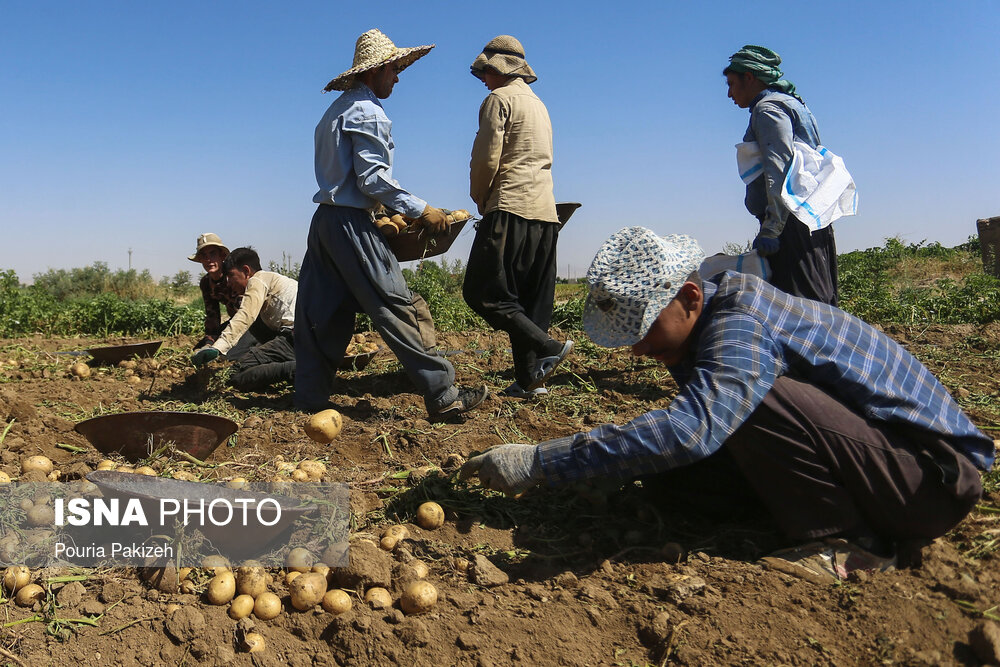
[724,45,856,306]
[295,29,487,422]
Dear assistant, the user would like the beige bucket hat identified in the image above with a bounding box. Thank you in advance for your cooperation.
[323,29,434,92]
[188,233,230,262]
[470,35,537,84]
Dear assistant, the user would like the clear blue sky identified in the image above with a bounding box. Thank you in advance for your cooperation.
[3,1,998,283]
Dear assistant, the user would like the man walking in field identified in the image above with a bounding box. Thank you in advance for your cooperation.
[725,45,840,305]
[462,35,572,399]
[462,227,994,583]
[295,29,487,421]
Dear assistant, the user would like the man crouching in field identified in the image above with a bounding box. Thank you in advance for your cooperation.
[191,247,297,391]
[461,226,995,583]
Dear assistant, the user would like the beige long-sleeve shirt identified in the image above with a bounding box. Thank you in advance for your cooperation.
[470,78,558,223]
[211,271,297,355]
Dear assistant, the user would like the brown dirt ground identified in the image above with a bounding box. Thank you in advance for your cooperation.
[0,324,998,667]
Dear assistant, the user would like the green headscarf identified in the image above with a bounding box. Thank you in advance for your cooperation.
[726,45,797,96]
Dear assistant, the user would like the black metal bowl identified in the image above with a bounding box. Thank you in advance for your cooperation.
[74,411,238,462]
[87,341,163,365]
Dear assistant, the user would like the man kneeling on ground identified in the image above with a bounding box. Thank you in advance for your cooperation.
[461,227,994,583]
[191,247,297,391]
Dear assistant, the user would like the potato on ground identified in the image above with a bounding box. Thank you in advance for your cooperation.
[289,572,327,611]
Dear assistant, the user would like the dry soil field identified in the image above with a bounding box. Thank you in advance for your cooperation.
[0,324,998,666]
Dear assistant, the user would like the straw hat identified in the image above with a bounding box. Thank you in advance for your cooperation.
[323,29,434,92]
[188,233,230,262]
[470,35,537,84]
[583,227,705,348]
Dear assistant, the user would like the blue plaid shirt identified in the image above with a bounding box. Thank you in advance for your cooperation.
[537,271,995,483]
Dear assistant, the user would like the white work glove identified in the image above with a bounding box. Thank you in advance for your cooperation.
[459,444,544,497]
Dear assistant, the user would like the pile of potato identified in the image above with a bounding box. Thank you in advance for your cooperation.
[347,333,379,356]
[374,209,471,238]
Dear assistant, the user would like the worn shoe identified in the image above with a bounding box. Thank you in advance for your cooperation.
[526,340,574,391]
[429,385,489,422]
[759,538,896,585]
[500,382,549,399]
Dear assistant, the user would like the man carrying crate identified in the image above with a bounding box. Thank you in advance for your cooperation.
[295,29,487,421]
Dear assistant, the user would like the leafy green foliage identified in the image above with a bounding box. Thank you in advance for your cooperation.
[839,237,1000,324]
[0,270,202,337]
[402,258,485,331]
[32,262,161,300]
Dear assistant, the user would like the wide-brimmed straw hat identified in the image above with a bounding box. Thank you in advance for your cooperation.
[583,227,705,348]
[470,35,537,84]
[188,233,230,262]
[323,29,434,92]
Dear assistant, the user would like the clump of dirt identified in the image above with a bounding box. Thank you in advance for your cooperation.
[0,327,996,666]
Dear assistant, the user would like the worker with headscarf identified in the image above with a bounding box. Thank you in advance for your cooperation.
[724,45,839,306]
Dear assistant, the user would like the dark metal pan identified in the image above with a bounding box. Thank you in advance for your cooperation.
[74,411,238,462]
[87,341,163,365]
[556,202,582,230]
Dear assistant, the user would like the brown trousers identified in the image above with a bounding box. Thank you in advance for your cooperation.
[725,376,982,543]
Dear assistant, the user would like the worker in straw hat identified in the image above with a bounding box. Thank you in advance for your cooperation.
[462,35,573,400]
[723,45,840,306]
[295,28,488,421]
[188,232,274,358]
[461,226,993,583]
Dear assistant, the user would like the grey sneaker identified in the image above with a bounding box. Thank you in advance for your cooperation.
[429,385,489,422]
[501,382,549,399]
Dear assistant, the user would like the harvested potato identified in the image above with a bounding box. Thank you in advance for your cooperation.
[202,555,230,573]
[127,375,143,385]
[322,589,352,615]
[70,362,91,378]
[284,570,302,587]
[410,561,429,579]
[291,469,310,483]
[399,580,438,615]
[117,465,135,474]
[379,536,398,552]
[15,583,44,607]
[364,587,392,609]
[416,501,445,530]
[134,466,157,476]
[205,571,236,605]
[118,360,137,370]
[172,471,198,481]
[305,409,343,443]
[289,572,327,611]
[244,632,266,653]
[286,547,314,573]
[450,209,471,222]
[253,591,282,620]
[96,460,116,471]
[229,594,254,620]
[297,460,326,481]
[46,470,61,482]
[3,566,30,593]
[383,525,409,541]
[236,566,267,598]
[26,504,54,527]
[226,477,249,489]
[22,456,53,476]
[311,564,330,578]
[0,472,10,485]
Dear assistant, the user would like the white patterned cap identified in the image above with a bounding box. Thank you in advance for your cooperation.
[583,227,705,348]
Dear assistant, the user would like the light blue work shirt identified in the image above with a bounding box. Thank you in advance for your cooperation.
[743,89,821,238]
[313,83,427,219]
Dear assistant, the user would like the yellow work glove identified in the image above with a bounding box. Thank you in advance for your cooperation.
[418,205,450,234]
